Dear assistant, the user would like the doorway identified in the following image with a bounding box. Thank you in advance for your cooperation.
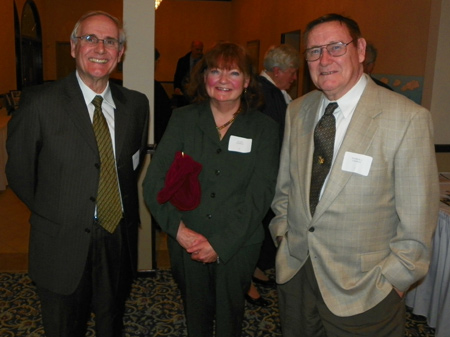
[56,42,76,79]
[20,1,43,88]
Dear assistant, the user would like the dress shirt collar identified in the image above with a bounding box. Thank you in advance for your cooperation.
[260,70,292,104]
[75,71,116,110]
[260,70,274,84]
[320,73,368,119]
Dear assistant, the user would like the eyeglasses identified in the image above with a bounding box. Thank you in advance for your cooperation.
[304,40,354,62]
[76,35,121,49]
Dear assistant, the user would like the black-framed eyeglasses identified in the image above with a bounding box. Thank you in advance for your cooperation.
[76,35,121,49]
[304,40,354,62]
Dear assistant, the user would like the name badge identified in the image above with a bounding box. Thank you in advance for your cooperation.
[132,150,140,170]
[228,135,252,153]
[342,151,373,176]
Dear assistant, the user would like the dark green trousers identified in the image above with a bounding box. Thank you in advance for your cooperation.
[168,237,260,337]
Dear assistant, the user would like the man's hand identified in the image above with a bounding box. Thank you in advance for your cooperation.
[394,288,405,299]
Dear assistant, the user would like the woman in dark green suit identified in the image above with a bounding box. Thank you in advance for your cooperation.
[143,42,280,337]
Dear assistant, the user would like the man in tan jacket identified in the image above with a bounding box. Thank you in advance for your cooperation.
[270,13,439,337]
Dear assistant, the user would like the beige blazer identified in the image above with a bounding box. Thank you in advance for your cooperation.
[270,75,439,317]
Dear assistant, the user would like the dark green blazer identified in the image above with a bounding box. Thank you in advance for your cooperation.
[143,101,280,263]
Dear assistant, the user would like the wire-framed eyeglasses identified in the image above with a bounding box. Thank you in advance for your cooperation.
[304,40,354,62]
[76,35,121,49]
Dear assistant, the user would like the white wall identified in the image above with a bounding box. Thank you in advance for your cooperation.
[123,0,155,271]
[423,0,450,146]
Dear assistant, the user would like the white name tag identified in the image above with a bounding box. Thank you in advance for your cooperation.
[132,150,140,170]
[342,151,373,176]
[228,135,252,153]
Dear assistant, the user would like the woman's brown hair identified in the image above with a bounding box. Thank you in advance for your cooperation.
[187,41,262,111]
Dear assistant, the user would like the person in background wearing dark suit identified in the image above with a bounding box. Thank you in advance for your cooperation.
[154,48,172,144]
[246,44,300,307]
[6,11,149,337]
[144,42,279,337]
[258,44,300,141]
[173,40,204,107]
[363,42,394,91]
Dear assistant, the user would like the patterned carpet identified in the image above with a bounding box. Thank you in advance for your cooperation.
[0,270,435,336]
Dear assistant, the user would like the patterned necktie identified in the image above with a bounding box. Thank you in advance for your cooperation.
[92,95,122,233]
[309,102,338,216]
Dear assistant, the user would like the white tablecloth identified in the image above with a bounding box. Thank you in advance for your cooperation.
[405,173,450,337]
[0,115,11,191]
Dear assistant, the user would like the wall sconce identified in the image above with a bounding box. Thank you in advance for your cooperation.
[155,0,163,9]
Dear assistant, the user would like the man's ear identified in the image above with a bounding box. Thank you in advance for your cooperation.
[70,40,76,59]
[273,67,281,77]
[118,46,125,63]
[357,38,367,64]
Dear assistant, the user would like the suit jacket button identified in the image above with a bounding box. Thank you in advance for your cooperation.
[85,228,91,233]
[215,169,220,176]
[95,163,100,169]
[206,214,212,219]
[90,197,96,202]
[309,227,315,232]
[210,192,216,198]
[216,148,222,154]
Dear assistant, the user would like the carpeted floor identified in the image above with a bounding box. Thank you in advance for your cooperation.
[0,270,435,336]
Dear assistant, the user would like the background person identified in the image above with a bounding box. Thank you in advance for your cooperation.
[143,42,280,337]
[270,13,439,337]
[154,48,172,144]
[173,40,204,107]
[246,43,300,307]
[363,42,393,90]
[6,11,149,337]
[258,44,300,140]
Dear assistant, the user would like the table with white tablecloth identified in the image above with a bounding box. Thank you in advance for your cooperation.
[0,115,11,191]
[405,173,450,337]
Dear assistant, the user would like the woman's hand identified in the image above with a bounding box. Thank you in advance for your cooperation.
[176,221,207,250]
[176,221,218,263]
[187,240,218,264]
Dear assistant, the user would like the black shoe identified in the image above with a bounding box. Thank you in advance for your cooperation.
[252,276,276,288]
[245,294,270,307]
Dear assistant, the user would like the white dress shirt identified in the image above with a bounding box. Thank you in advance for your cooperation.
[76,71,117,156]
[318,74,368,197]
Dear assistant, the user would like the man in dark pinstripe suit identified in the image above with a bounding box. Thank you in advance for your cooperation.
[6,11,149,337]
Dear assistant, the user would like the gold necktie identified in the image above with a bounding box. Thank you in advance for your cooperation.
[92,95,122,233]
[309,102,338,216]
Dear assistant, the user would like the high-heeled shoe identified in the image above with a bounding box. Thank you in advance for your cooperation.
[252,276,276,288]
[245,293,270,307]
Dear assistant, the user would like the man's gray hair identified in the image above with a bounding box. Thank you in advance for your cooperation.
[263,44,300,72]
[70,11,126,48]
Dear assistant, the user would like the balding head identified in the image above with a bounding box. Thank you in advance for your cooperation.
[191,40,204,60]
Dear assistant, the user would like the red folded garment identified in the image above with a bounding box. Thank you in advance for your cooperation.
[157,151,202,211]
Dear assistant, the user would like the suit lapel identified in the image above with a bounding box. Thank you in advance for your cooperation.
[197,102,222,144]
[313,80,382,219]
[61,75,131,160]
[110,84,129,162]
[61,73,99,154]
[292,92,322,220]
